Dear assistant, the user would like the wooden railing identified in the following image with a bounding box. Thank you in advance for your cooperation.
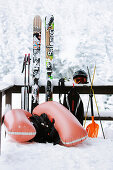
[0,84,113,118]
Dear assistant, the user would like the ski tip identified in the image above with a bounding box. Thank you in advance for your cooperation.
[33,15,41,20]
[33,15,42,32]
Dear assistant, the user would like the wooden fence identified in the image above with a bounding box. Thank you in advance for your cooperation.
[0,84,113,118]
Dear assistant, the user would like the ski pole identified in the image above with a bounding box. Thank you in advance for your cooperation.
[27,53,30,112]
[24,54,27,110]
[84,97,90,128]
[21,54,27,110]
[87,66,105,139]
[84,65,96,128]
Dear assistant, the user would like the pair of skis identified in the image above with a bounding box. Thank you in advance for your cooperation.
[31,15,54,112]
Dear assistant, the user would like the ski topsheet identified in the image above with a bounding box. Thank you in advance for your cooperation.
[31,15,42,112]
[45,15,54,101]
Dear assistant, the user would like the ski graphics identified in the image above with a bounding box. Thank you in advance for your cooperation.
[45,15,54,101]
[31,15,42,112]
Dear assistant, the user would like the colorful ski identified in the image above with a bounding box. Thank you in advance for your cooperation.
[31,15,42,112]
[45,15,54,101]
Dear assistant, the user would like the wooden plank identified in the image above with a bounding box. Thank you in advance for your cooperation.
[53,85,113,94]
[5,89,12,108]
[0,84,14,92]
[9,85,113,94]
[85,116,113,121]
[0,92,2,120]
[0,92,2,155]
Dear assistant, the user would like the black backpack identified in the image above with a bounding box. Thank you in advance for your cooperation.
[29,113,60,145]
[63,87,84,125]
[59,79,84,125]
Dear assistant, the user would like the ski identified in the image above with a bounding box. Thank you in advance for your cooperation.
[45,15,54,101]
[31,15,42,112]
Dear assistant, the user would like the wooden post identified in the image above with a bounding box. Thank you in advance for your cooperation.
[5,89,12,108]
[0,92,2,155]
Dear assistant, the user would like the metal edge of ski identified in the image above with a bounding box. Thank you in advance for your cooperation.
[31,15,42,113]
[45,15,54,101]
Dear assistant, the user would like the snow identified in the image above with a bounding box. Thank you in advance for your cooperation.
[1,0,113,169]
[0,121,113,170]
[0,0,113,82]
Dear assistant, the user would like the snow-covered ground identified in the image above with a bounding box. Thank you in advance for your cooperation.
[1,0,113,113]
[0,121,113,170]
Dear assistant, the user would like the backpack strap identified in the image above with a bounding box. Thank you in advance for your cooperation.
[75,96,81,115]
[63,93,69,109]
